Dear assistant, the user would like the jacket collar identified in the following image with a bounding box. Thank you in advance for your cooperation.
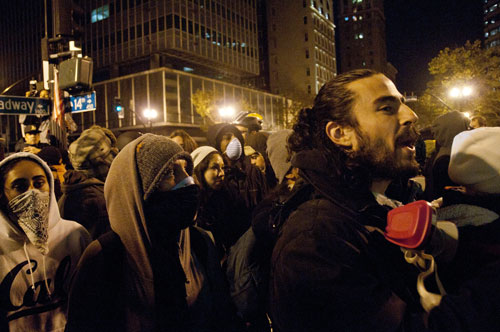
[292,149,390,229]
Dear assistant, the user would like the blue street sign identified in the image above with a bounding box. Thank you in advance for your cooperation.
[70,91,96,113]
[0,96,51,115]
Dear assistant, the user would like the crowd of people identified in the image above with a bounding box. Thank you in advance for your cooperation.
[1,69,500,331]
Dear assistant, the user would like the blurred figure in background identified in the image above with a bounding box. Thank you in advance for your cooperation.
[37,146,67,200]
[425,111,470,200]
[0,153,90,331]
[58,126,118,239]
[470,115,487,129]
[170,129,199,153]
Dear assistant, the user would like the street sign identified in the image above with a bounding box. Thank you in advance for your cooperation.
[0,96,51,115]
[70,91,96,113]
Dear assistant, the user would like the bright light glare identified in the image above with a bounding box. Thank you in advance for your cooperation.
[449,87,460,98]
[462,86,473,97]
[449,85,474,98]
[143,108,158,120]
[463,112,471,119]
[218,105,236,118]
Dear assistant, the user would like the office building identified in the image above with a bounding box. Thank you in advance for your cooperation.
[337,0,396,81]
[82,0,260,83]
[266,0,337,98]
[484,0,500,48]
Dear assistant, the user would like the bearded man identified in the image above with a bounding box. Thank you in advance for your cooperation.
[269,69,500,331]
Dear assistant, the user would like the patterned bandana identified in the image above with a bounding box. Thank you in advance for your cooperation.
[8,189,50,255]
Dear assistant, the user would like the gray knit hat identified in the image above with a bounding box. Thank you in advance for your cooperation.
[266,129,293,184]
[191,146,218,169]
[135,134,193,200]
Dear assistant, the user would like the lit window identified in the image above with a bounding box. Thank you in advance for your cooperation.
[485,21,489,25]
[326,13,329,19]
[91,5,109,23]
[352,0,362,3]
[345,17,349,21]
[359,33,364,39]
[183,67,194,72]
[485,32,489,37]
[359,15,363,20]
[352,16,357,21]
[241,42,247,47]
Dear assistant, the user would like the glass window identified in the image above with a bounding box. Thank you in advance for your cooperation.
[91,5,110,23]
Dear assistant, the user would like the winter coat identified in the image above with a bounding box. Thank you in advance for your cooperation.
[66,135,240,332]
[437,189,500,292]
[58,170,110,239]
[270,149,500,332]
[0,153,91,332]
[196,186,250,256]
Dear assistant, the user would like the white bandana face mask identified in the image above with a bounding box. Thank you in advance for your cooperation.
[8,189,50,255]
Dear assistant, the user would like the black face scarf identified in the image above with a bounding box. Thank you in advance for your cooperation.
[143,184,200,331]
[144,184,200,247]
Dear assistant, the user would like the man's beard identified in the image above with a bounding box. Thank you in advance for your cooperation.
[350,127,420,181]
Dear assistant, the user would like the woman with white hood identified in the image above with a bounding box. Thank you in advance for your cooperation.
[0,152,91,331]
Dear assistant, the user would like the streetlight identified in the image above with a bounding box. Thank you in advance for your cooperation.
[448,85,473,99]
[218,105,236,120]
[143,108,158,131]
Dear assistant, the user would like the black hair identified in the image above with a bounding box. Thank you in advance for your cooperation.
[288,69,379,187]
[170,129,199,153]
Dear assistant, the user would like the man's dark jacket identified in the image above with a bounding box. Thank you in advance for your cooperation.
[58,170,110,239]
[269,149,500,332]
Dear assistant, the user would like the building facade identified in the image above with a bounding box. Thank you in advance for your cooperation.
[337,0,396,81]
[75,67,288,137]
[266,0,337,99]
[484,0,500,48]
[82,0,260,84]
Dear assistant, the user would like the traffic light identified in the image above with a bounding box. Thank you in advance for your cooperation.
[53,0,84,39]
[113,97,124,119]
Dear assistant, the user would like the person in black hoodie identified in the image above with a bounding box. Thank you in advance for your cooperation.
[269,69,500,332]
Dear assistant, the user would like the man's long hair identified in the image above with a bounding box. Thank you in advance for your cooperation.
[288,69,379,189]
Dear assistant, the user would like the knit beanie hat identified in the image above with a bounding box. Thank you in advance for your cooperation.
[135,134,193,200]
[69,126,118,170]
[191,146,218,169]
[448,127,500,194]
[266,129,293,184]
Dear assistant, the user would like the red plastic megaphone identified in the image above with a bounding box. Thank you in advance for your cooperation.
[384,200,435,249]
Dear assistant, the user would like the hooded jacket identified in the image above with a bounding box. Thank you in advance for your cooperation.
[270,149,500,332]
[426,111,470,199]
[66,135,240,332]
[58,170,110,239]
[0,153,91,332]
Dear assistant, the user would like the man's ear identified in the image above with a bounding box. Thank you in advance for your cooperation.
[325,121,356,148]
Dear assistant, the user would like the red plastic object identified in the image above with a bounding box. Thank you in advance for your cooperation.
[384,200,434,249]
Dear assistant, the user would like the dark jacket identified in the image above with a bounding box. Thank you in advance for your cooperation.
[437,189,500,292]
[58,170,110,239]
[196,185,250,256]
[270,149,500,332]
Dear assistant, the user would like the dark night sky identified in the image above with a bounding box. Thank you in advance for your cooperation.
[384,0,484,94]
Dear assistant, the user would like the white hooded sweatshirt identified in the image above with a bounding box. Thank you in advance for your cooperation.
[0,153,91,331]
